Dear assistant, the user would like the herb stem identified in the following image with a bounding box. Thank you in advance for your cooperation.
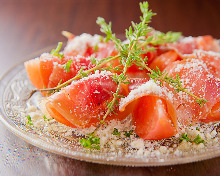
[92,59,128,135]
[138,60,206,105]
[28,55,120,98]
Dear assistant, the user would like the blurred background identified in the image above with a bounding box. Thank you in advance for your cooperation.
[0,0,220,175]
[0,0,220,74]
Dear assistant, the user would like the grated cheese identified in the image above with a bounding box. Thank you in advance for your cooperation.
[64,33,100,54]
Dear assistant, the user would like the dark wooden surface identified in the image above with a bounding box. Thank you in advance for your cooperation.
[0,0,220,175]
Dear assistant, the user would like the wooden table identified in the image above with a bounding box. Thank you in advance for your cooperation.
[0,0,220,175]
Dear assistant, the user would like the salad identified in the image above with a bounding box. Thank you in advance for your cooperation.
[23,2,220,157]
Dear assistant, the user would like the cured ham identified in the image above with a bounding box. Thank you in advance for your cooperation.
[185,50,220,78]
[167,35,220,55]
[164,59,220,124]
[119,80,177,140]
[119,59,220,139]
[40,71,132,128]
[24,53,94,90]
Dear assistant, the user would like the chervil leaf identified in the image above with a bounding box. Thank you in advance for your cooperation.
[193,134,205,144]
[179,133,190,142]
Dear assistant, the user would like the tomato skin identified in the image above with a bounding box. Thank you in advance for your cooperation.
[133,96,176,140]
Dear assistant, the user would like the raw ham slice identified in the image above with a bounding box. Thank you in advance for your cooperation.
[25,53,94,93]
[40,71,132,128]
[149,50,182,72]
[184,50,220,78]
[164,59,220,125]
[168,35,220,55]
[63,33,116,60]
[119,80,177,140]
[25,53,61,89]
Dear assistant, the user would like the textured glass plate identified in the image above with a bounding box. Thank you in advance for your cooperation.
[0,48,220,167]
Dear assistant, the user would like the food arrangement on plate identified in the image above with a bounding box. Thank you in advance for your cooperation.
[5,1,220,163]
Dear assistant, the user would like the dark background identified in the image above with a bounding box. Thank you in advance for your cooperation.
[0,0,220,175]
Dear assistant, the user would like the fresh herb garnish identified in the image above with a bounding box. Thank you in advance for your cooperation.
[179,133,205,144]
[79,135,100,150]
[43,115,50,121]
[193,134,205,144]
[63,59,73,73]
[94,44,98,52]
[50,42,64,60]
[28,1,208,150]
[179,133,190,142]
[113,128,121,136]
[26,115,33,126]
[124,130,133,137]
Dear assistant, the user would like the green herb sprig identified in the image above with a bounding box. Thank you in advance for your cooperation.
[179,133,205,144]
[90,1,206,136]
[50,42,64,60]
[79,135,100,150]
[124,130,133,137]
[63,59,73,73]
[43,115,50,121]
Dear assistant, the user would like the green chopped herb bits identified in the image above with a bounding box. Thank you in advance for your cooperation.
[112,128,121,136]
[26,115,33,126]
[79,135,100,150]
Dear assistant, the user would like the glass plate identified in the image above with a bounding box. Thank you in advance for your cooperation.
[0,48,220,167]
